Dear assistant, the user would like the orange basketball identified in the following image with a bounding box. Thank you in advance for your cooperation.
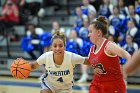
[10,58,31,79]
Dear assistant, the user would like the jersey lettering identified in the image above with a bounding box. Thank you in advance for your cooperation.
[49,70,70,76]
[57,77,63,82]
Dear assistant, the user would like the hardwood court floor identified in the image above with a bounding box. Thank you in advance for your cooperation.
[0,76,140,93]
[0,76,89,93]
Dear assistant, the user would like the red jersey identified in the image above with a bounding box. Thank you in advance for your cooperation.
[89,39,126,93]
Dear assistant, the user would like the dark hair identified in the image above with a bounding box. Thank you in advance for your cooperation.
[91,16,108,36]
[113,5,120,11]
[127,34,134,39]
[27,23,36,28]
[52,31,66,46]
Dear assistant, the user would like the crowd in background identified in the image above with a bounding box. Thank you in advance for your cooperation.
[0,0,140,82]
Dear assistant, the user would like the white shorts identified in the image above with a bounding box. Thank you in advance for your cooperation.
[39,73,73,93]
[41,80,72,93]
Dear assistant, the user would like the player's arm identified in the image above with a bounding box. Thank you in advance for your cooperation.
[124,50,140,74]
[29,61,40,71]
[106,42,131,60]
[29,53,46,71]
[83,57,90,65]
[71,53,90,66]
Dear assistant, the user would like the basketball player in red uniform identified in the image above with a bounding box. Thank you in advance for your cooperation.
[88,16,131,93]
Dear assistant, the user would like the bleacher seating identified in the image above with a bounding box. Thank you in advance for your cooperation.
[0,0,140,84]
[0,0,89,81]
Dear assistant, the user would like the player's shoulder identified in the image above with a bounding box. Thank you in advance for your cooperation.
[65,51,78,58]
[64,51,73,55]
[43,51,53,56]
[106,40,115,47]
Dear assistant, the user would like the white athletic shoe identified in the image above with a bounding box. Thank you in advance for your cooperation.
[77,74,88,83]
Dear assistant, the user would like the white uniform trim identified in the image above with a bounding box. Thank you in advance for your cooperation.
[104,41,117,57]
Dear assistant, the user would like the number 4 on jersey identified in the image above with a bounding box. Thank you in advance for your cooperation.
[57,77,63,82]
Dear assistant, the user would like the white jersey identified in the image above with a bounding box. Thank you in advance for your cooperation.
[37,51,85,92]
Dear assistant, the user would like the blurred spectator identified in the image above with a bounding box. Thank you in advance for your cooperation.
[89,0,103,12]
[88,10,96,23]
[81,0,96,16]
[135,0,140,8]
[22,24,43,59]
[107,35,115,42]
[117,33,126,47]
[123,35,138,55]
[73,7,88,35]
[110,0,118,6]
[11,0,25,6]
[0,0,19,29]
[66,30,81,54]
[12,0,28,25]
[98,0,113,18]
[79,19,89,41]
[108,22,119,42]
[39,32,52,53]
[126,20,138,39]
[21,24,51,59]
[109,6,125,27]
[68,30,83,50]
[108,22,125,45]
[118,0,128,16]
[120,35,138,65]
[51,21,65,34]
[109,6,125,42]
[135,0,140,16]
[127,5,140,28]
[66,30,92,84]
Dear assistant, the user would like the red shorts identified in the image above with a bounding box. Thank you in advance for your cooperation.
[89,79,126,93]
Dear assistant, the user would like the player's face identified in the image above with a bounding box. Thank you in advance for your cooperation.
[52,38,65,55]
[88,24,99,43]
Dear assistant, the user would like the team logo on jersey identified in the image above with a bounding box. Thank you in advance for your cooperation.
[95,63,106,74]
[91,57,98,67]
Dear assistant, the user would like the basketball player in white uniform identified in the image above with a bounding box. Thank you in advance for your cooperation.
[38,51,87,93]
[22,31,89,93]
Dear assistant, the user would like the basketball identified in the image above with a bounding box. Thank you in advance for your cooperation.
[10,58,31,79]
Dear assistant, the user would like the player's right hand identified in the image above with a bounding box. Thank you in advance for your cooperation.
[94,68,104,77]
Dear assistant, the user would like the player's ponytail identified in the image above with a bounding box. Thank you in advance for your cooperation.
[91,16,108,36]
